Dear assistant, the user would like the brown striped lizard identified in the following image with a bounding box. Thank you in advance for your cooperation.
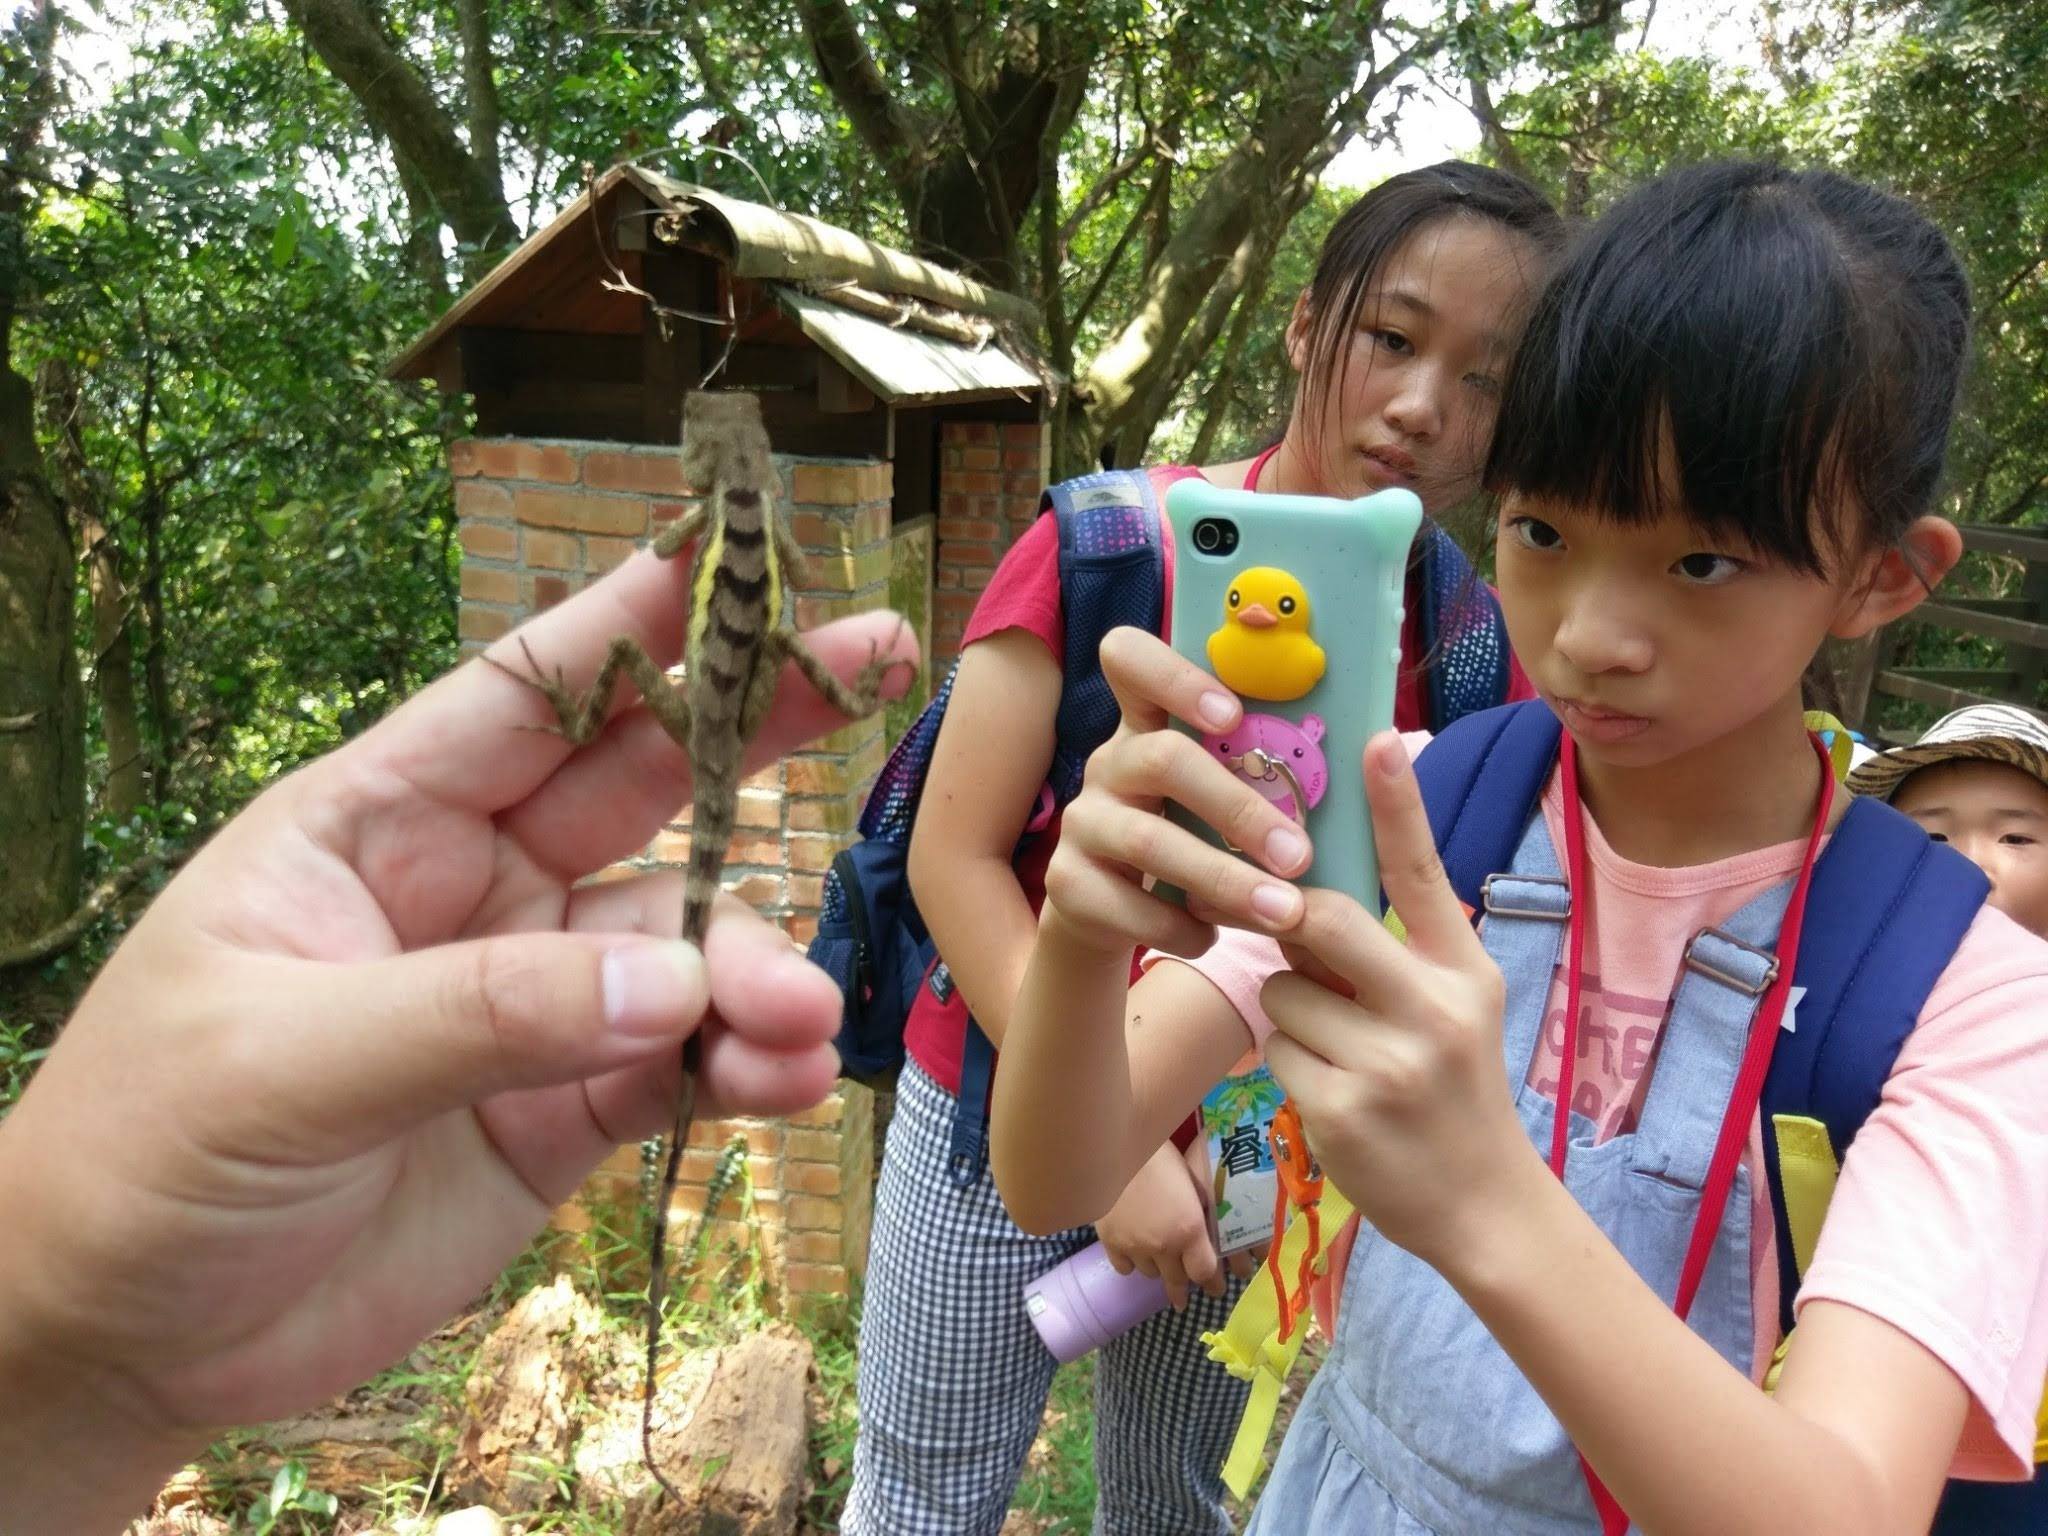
[491,388,910,1504]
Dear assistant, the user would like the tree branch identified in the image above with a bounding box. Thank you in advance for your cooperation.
[1189,173,1311,463]
[452,0,503,197]
[1058,132,1164,246]
[1081,41,1372,443]
[797,0,924,189]
[1069,188,1153,339]
[1036,59,1085,380]
[279,0,517,261]
[1466,69,1533,182]
[0,852,175,971]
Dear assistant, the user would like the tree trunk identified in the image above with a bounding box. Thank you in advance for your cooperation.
[1188,208,1295,463]
[137,482,174,800]
[391,145,453,304]
[452,1275,607,1513]
[625,1325,814,1536]
[129,302,177,799]
[38,360,144,817]
[0,367,85,951]
[800,1,1090,289]
[1,0,84,955]
[1114,188,1298,466]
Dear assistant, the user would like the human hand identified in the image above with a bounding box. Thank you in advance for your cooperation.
[1259,732,1535,1269]
[0,549,916,1529]
[1095,1140,1224,1310]
[1040,627,1309,960]
[1180,1134,1264,1280]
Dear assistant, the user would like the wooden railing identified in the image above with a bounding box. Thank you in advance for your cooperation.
[1844,523,2048,740]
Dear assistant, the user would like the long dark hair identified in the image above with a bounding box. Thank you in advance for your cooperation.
[1295,160,1566,445]
[1485,160,1972,572]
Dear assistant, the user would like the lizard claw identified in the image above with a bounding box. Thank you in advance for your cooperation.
[850,632,921,709]
[482,638,581,739]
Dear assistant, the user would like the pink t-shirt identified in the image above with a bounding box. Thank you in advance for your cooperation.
[1158,746,2048,1481]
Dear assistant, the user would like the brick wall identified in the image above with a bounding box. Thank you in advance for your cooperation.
[452,434,892,1313]
[932,420,1050,666]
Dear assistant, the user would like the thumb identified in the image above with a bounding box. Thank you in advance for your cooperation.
[242,932,710,1156]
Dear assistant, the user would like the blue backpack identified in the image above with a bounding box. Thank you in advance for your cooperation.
[808,470,1515,1185]
[1417,702,2042,1530]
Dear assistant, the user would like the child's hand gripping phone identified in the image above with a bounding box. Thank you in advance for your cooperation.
[1160,478,1422,913]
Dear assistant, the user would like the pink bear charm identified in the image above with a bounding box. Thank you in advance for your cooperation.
[1202,713,1329,821]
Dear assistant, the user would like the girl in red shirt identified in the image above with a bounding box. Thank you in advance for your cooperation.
[844,160,1562,1536]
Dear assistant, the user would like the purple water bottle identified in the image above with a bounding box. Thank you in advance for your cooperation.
[1023,1240,1170,1363]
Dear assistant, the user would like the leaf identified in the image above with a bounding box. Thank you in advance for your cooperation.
[160,125,200,158]
[272,210,298,268]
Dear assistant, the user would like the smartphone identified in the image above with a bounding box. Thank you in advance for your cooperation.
[1160,477,1420,912]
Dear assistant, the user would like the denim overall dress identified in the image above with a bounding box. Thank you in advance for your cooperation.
[1248,812,1791,1535]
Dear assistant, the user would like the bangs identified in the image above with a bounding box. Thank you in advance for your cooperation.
[1484,165,1882,573]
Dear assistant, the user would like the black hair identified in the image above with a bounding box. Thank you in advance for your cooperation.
[1296,160,1566,439]
[1484,160,1971,572]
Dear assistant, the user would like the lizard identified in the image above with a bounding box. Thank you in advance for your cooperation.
[490,388,911,1505]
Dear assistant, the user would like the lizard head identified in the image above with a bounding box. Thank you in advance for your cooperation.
[682,390,773,496]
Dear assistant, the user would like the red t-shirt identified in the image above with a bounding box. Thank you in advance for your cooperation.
[905,464,1533,1095]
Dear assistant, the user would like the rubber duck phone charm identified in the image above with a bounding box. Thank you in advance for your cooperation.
[1160,478,1422,913]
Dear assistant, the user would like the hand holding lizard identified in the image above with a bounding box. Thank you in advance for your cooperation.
[0,547,917,1533]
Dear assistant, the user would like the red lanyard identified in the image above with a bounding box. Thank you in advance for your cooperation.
[1555,730,1834,1534]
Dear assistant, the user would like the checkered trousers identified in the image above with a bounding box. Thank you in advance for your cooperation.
[843,1060,1250,1535]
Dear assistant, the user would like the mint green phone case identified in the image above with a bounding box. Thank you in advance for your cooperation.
[1161,479,1421,912]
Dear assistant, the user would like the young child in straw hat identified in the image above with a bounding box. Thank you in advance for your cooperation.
[1848,702,2048,938]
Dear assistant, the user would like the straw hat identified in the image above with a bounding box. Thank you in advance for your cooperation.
[1845,702,2048,803]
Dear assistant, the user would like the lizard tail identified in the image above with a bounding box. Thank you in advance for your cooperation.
[644,789,728,1507]
[640,1079,694,1507]
[681,790,734,946]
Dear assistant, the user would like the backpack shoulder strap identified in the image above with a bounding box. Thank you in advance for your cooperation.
[1762,796,1988,1333]
[1415,524,1513,730]
[854,657,960,844]
[1413,699,1562,910]
[1043,469,1167,805]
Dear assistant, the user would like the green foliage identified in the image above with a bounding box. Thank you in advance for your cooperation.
[1472,2,2047,548]
[1463,1,2048,735]
[0,1013,53,1117]
[239,1460,338,1535]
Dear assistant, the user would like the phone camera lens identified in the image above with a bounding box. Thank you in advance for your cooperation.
[1193,519,1235,556]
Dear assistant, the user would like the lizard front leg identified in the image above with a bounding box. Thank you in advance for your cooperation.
[772,516,810,591]
[651,502,710,561]
[486,634,693,748]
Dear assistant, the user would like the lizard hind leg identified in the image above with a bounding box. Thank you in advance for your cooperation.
[760,620,919,733]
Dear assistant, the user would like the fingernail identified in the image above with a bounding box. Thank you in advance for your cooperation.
[1252,883,1301,923]
[1198,691,1237,729]
[602,941,710,1039]
[1265,826,1309,870]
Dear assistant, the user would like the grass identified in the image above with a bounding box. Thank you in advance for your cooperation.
[0,1011,55,1118]
[1010,1358,1100,1533]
